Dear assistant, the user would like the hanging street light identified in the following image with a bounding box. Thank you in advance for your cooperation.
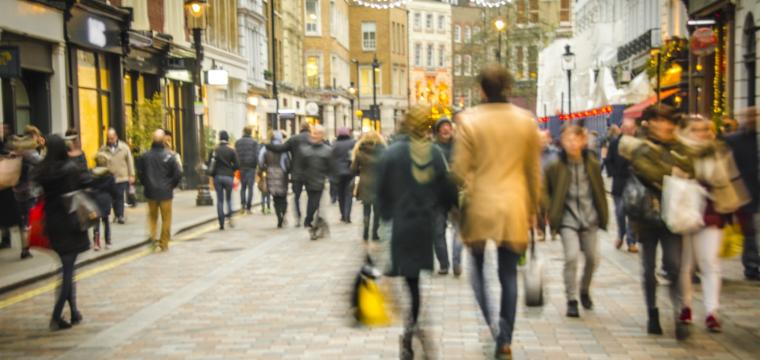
[352,0,409,9]
[494,18,506,64]
[561,44,576,114]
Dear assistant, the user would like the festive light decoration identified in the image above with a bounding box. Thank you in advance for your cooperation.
[712,23,729,123]
[536,105,613,124]
[473,0,512,8]
[352,0,408,9]
[646,38,687,83]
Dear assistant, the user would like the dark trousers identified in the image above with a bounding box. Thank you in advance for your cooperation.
[613,195,636,245]
[112,182,128,219]
[292,180,305,219]
[273,195,288,226]
[93,216,111,244]
[470,245,520,346]
[737,210,760,275]
[261,193,271,211]
[239,169,255,211]
[337,175,354,221]
[362,202,380,240]
[330,179,338,204]
[305,190,323,227]
[214,175,234,227]
[636,223,682,316]
[52,253,78,321]
[405,277,420,326]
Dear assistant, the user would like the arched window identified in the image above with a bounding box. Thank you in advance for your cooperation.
[454,25,461,42]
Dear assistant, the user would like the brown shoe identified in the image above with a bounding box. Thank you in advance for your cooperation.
[495,344,512,359]
[628,243,639,253]
[614,238,623,249]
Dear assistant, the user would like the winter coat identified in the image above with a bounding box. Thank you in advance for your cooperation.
[235,135,259,170]
[434,140,453,163]
[88,170,118,217]
[137,144,182,201]
[543,150,609,232]
[603,135,632,197]
[98,140,135,183]
[209,142,239,178]
[34,160,91,255]
[297,141,334,192]
[376,138,457,278]
[351,139,386,203]
[0,140,22,227]
[331,137,356,177]
[618,135,694,196]
[451,103,542,253]
[261,149,290,197]
[266,129,311,182]
[726,129,759,212]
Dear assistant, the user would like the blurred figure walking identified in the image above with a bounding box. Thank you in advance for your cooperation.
[32,135,91,330]
[235,125,259,214]
[433,116,463,276]
[376,105,457,359]
[267,122,312,226]
[64,129,87,171]
[259,131,290,228]
[137,130,182,251]
[298,125,333,238]
[451,65,541,359]
[90,153,118,250]
[209,131,239,230]
[332,127,356,223]
[98,129,134,224]
[544,125,608,318]
[351,131,386,241]
[10,128,44,259]
[604,119,638,252]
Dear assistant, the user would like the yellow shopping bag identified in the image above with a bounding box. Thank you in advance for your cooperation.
[357,277,391,327]
[720,222,744,258]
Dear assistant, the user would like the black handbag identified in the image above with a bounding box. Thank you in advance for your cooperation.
[205,151,217,177]
[63,190,101,231]
[622,175,662,225]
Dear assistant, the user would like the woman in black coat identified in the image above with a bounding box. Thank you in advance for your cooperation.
[375,105,457,358]
[33,135,91,331]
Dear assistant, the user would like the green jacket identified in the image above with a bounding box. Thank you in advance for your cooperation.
[543,150,609,232]
[619,136,694,194]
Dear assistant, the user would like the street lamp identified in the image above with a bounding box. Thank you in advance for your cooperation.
[351,59,360,130]
[371,55,381,131]
[561,44,576,114]
[185,0,212,206]
[348,82,356,131]
[494,18,506,64]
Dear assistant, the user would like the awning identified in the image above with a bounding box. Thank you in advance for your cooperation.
[622,88,679,119]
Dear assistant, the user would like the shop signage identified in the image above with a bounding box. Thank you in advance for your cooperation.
[690,27,718,56]
[67,7,124,54]
[206,69,229,86]
[166,57,195,70]
[194,101,205,116]
[305,102,320,116]
[688,0,735,15]
[0,46,21,78]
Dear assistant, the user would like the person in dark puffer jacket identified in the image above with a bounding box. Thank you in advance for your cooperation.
[235,126,259,214]
[210,131,240,230]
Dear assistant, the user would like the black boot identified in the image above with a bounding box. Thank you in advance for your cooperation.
[362,217,370,241]
[566,300,580,318]
[647,308,663,335]
[580,292,594,310]
[399,325,414,360]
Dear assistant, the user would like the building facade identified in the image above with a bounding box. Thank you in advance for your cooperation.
[239,0,269,139]
[408,0,453,116]
[451,2,482,110]
[269,0,306,134]
[734,0,760,112]
[349,4,409,134]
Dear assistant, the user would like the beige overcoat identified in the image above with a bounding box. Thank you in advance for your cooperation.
[451,103,541,253]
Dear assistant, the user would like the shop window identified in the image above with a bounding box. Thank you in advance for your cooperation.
[306,55,321,88]
[13,82,31,132]
[77,50,111,168]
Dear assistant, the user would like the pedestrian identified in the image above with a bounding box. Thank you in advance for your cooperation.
[432,116,464,276]
[257,169,271,214]
[619,104,693,340]
[544,125,608,318]
[64,129,88,171]
[677,114,749,333]
[331,127,356,223]
[162,130,184,177]
[451,65,542,359]
[90,153,117,251]
[537,129,559,241]
[209,131,239,230]
[351,130,386,241]
[375,104,457,359]
[266,122,312,226]
[259,130,291,228]
[235,125,259,214]
[604,118,639,252]
[11,130,44,259]
[725,107,760,281]
[98,128,135,224]
[296,125,333,239]
[32,134,91,331]
[0,127,26,254]
[136,130,182,251]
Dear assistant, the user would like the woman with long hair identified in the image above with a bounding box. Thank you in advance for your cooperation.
[351,130,387,241]
[32,135,91,330]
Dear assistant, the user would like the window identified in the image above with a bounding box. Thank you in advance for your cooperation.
[414,43,422,66]
[306,55,321,88]
[426,44,434,67]
[515,47,524,79]
[464,55,472,75]
[560,0,570,22]
[359,66,381,96]
[454,55,461,76]
[454,25,461,42]
[518,0,527,24]
[530,0,539,23]
[464,26,471,42]
[305,0,320,35]
[438,45,445,67]
[414,13,421,30]
[426,14,433,30]
[362,22,376,50]
[438,15,445,32]
[473,26,481,36]
[330,1,336,36]
[401,25,405,54]
[77,50,111,168]
[528,46,538,79]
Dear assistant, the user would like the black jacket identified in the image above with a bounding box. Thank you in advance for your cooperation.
[266,130,311,182]
[297,141,334,191]
[603,135,632,197]
[235,135,259,170]
[726,129,759,212]
[89,172,117,216]
[434,140,453,163]
[331,137,356,177]
[137,144,181,201]
[210,143,239,178]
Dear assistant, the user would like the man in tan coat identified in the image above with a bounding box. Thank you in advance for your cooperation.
[452,65,541,359]
[98,129,135,224]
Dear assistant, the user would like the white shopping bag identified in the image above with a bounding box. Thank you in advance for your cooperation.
[661,175,707,234]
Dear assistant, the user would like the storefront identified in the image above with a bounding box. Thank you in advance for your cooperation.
[65,0,131,166]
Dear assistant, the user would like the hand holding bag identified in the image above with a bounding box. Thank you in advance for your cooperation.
[661,175,707,234]
[27,199,50,249]
[622,175,662,224]
[63,190,101,231]
[0,154,22,190]
[205,151,217,177]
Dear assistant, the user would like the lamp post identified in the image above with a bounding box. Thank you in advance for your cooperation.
[348,82,356,131]
[561,44,576,114]
[270,0,279,130]
[185,0,213,206]
[351,59,360,129]
[371,55,380,131]
[494,18,506,64]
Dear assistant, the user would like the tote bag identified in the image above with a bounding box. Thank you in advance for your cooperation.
[661,175,707,234]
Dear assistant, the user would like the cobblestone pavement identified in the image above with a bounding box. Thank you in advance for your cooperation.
[1,200,760,359]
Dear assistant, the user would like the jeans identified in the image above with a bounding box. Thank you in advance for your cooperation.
[214,175,234,228]
[613,195,636,245]
[148,200,173,249]
[261,192,271,212]
[305,190,323,227]
[363,202,380,240]
[113,182,128,219]
[52,252,78,321]
[681,226,722,314]
[470,245,521,346]
[93,216,111,244]
[292,180,305,220]
[434,210,463,270]
[239,169,255,211]
[273,195,288,226]
[737,210,760,275]
[636,222,682,317]
[560,227,599,301]
[337,175,354,221]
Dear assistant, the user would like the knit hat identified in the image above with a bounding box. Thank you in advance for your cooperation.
[219,130,229,142]
[337,127,351,137]
[434,117,452,133]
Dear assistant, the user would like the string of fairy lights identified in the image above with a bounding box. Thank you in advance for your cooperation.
[352,0,510,9]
